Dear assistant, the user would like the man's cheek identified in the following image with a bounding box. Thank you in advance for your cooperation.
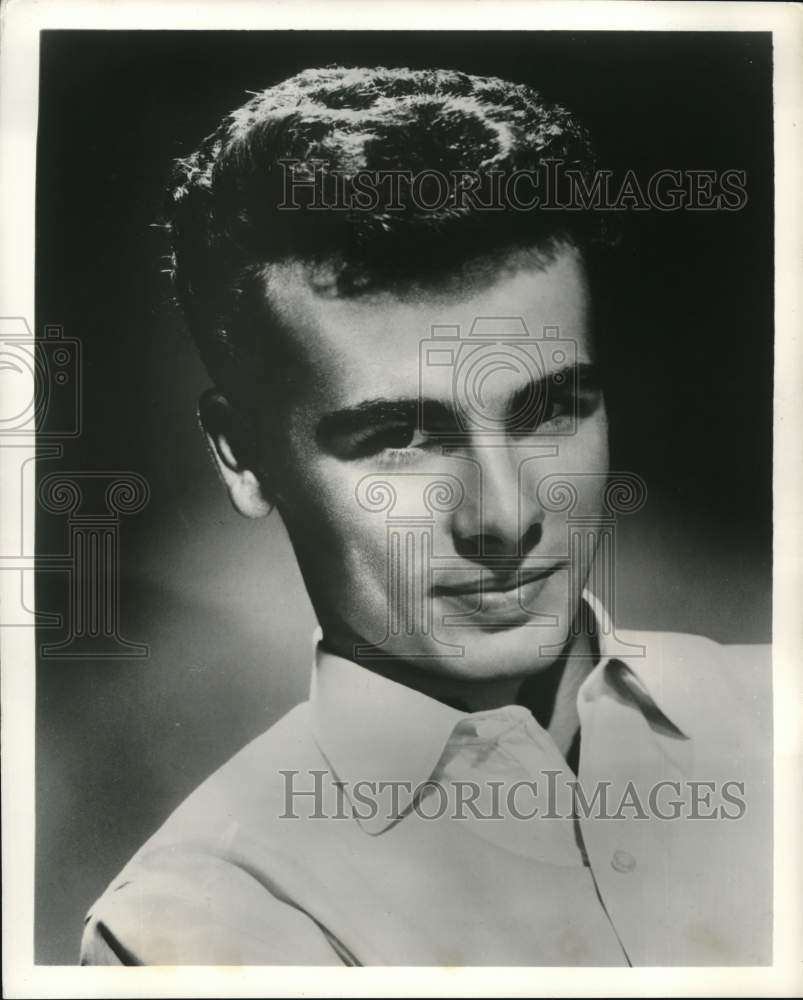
[342,518,394,575]
[282,461,357,526]
[301,479,390,567]
[552,421,609,475]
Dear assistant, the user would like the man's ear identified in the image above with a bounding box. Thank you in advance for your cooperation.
[198,389,274,519]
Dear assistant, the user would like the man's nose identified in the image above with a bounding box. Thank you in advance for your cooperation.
[450,445,545,561]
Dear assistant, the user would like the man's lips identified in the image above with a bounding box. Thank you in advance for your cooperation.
[431,562,567,598]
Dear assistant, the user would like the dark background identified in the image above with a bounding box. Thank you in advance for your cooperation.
[35,31,773,963]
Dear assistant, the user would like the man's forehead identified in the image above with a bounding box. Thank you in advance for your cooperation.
[258,246,591,404]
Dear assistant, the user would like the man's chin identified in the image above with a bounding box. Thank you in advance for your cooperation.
[406,620,579,682]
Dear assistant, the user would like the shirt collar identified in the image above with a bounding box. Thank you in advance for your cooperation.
[309,590,690,834]
[309,641,467,833]
[583,590,692,740]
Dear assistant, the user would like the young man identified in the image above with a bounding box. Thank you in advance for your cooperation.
[81,66,771,966]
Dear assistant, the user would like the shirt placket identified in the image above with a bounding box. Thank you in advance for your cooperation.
[575,689,693,965]
[463,709,632,964]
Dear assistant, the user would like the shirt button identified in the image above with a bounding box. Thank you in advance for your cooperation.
[611,849,637,873]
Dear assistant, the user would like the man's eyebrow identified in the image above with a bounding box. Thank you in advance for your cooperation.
[316,362,599,442]
[508,361,600,412]
[316,398,455,442]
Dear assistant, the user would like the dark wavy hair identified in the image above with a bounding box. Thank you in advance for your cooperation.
[164,66,608,407]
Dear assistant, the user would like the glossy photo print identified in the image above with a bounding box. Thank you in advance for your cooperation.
[2,5,801,997]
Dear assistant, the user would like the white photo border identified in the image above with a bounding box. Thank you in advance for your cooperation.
[1,1,801,996]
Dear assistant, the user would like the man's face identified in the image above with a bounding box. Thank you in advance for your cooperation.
[233,244,608,682]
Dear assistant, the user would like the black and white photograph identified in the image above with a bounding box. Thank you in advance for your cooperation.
[1,1,801,995]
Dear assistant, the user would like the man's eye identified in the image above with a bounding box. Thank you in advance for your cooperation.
[377,426,416,450]
[511,385,600,435]
[541,397,572,425]
[352,424,424,458]
[509,395,570,435]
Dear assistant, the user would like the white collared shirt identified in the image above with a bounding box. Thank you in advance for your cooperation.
[81,596,771,966]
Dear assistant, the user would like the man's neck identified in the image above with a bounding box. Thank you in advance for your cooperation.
[515,635,595,757]
[320,626,599,735]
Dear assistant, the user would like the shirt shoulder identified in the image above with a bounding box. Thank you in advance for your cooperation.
[80,700,344,965]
